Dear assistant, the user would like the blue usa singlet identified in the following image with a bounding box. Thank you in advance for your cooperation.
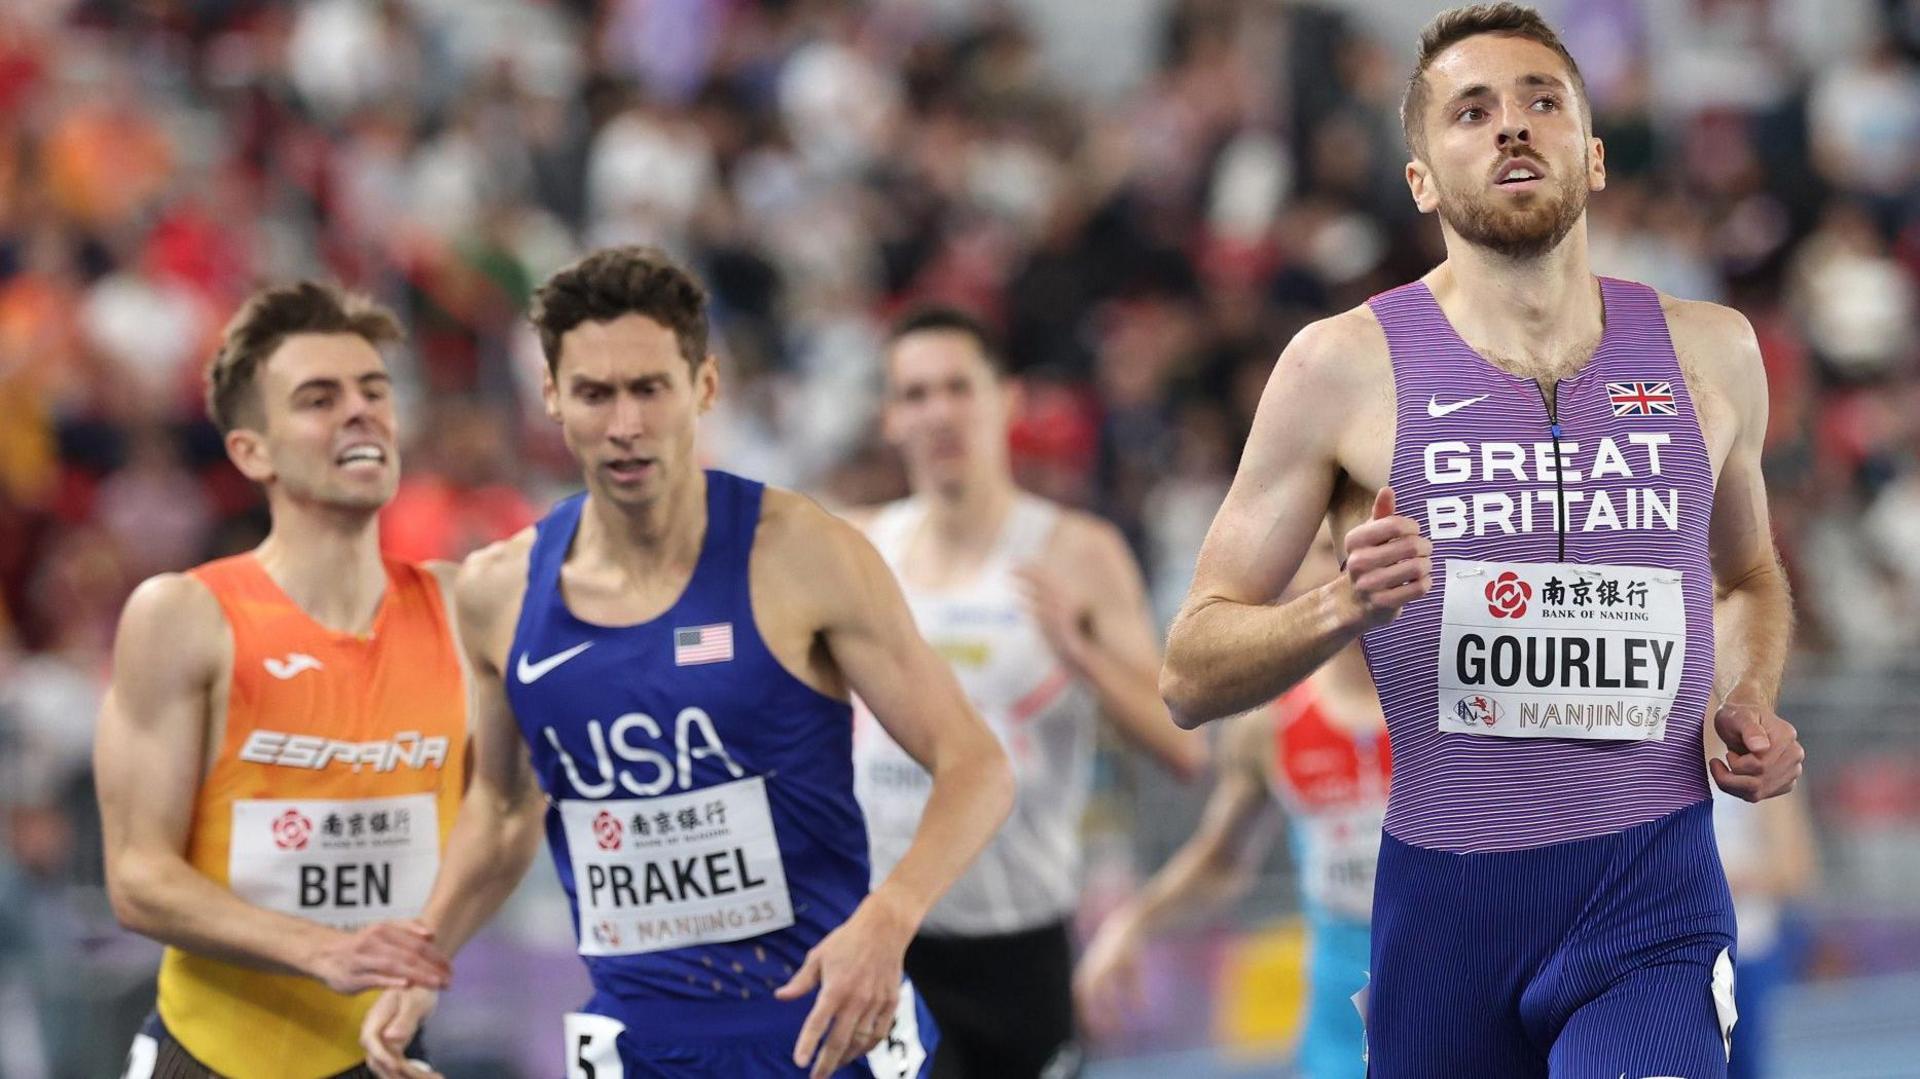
[507,472,934,1077]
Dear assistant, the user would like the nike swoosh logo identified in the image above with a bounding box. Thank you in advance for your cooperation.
[1427,393,1490,418]
[264,653,323,680]
[516,641,593,684]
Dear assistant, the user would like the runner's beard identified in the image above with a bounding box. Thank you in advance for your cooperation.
[1436,156,1588,259]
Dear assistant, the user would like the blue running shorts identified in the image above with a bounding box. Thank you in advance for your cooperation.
[1366,801,1738,1079]
[561,980,938,1078]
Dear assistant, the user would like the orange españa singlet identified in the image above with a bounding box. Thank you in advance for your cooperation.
[156,554,467,1078]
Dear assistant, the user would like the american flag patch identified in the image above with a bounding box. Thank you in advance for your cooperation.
[674,623,734,666]
[1605,381,1678,417]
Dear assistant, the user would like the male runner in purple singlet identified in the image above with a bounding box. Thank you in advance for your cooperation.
[1160,5,1803,1077]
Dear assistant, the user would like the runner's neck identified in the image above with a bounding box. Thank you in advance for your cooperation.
[576,468,708,584]
[915,476,1019,564]
[253,515,387,636]
[1426,229,1605,378]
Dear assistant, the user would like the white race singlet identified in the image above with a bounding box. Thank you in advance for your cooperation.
[853,495,1096,936]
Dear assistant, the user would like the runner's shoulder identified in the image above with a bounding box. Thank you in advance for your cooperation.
[122,571,224,639]
[757,485,872,571]
[1042,504,1136,580]
[1272,305,1390,398]
[115,572,227,676]
[830,500,885,533]
[1657,294,1762,375]
[455,527,536,627]
[753,486,879,619]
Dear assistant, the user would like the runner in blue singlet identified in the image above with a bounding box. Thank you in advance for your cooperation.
[355,246,1014,1079]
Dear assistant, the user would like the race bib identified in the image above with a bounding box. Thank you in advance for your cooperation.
[563,1012,626,1079]
[1298,806,1384,920]
[1437,559,1686,741]
[228,793,439,928]
[562,776,794,957]
[865,980,930,1079]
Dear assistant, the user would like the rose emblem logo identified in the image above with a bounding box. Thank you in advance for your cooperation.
[593,810,623,851]
[1485,571,1532,618]
[272,809,312,851]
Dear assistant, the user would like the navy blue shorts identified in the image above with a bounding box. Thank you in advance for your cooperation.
[562,981,938,1078]
[1366,800,1738,1079]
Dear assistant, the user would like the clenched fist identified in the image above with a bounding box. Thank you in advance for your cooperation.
[1341,487,1432,628]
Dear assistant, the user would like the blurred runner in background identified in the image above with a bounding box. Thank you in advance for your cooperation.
[1713,750,1819,1079]
[846,307,1205,1079]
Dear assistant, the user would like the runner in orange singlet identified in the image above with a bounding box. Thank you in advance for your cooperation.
[95,283,472,1078]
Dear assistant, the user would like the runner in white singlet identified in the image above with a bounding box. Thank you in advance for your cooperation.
[847,308,1204,1079]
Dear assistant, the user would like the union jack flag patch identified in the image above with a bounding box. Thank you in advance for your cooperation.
[1605,381,1677,417]
[674,623,734,666]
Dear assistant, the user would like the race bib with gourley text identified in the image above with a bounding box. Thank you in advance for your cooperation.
[1437,559,1686,741]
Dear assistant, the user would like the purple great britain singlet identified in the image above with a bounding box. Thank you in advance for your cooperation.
[1361,277,1716,854]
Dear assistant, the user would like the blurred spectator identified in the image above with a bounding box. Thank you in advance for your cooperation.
[381,399,537,562]
[40,72,174,232]
[586,97,717,250]
[600,0,729,105]
[1789,202,1919,382]
[78,260,218,416]
[286,0,426,123]
[778,8,903,179]
[1807,32,1920,214]
[92,424,214,580]
[0,1,1917,1072]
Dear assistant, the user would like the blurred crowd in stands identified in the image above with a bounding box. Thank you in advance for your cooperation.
[1,0,1919,1071]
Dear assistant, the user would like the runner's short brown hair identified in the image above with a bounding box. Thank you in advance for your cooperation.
[205,281,402,434]
[1400,3,1589,159]
[529,246,710,375]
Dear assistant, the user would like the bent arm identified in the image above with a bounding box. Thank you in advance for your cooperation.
[419,551,548,956]
[817,517,1014,928]
[1706,315,1792,708]
[1161,320,1369,726]
[1105,714,1275,939]
[95,576,340,976]
[1063,520,1206,779]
